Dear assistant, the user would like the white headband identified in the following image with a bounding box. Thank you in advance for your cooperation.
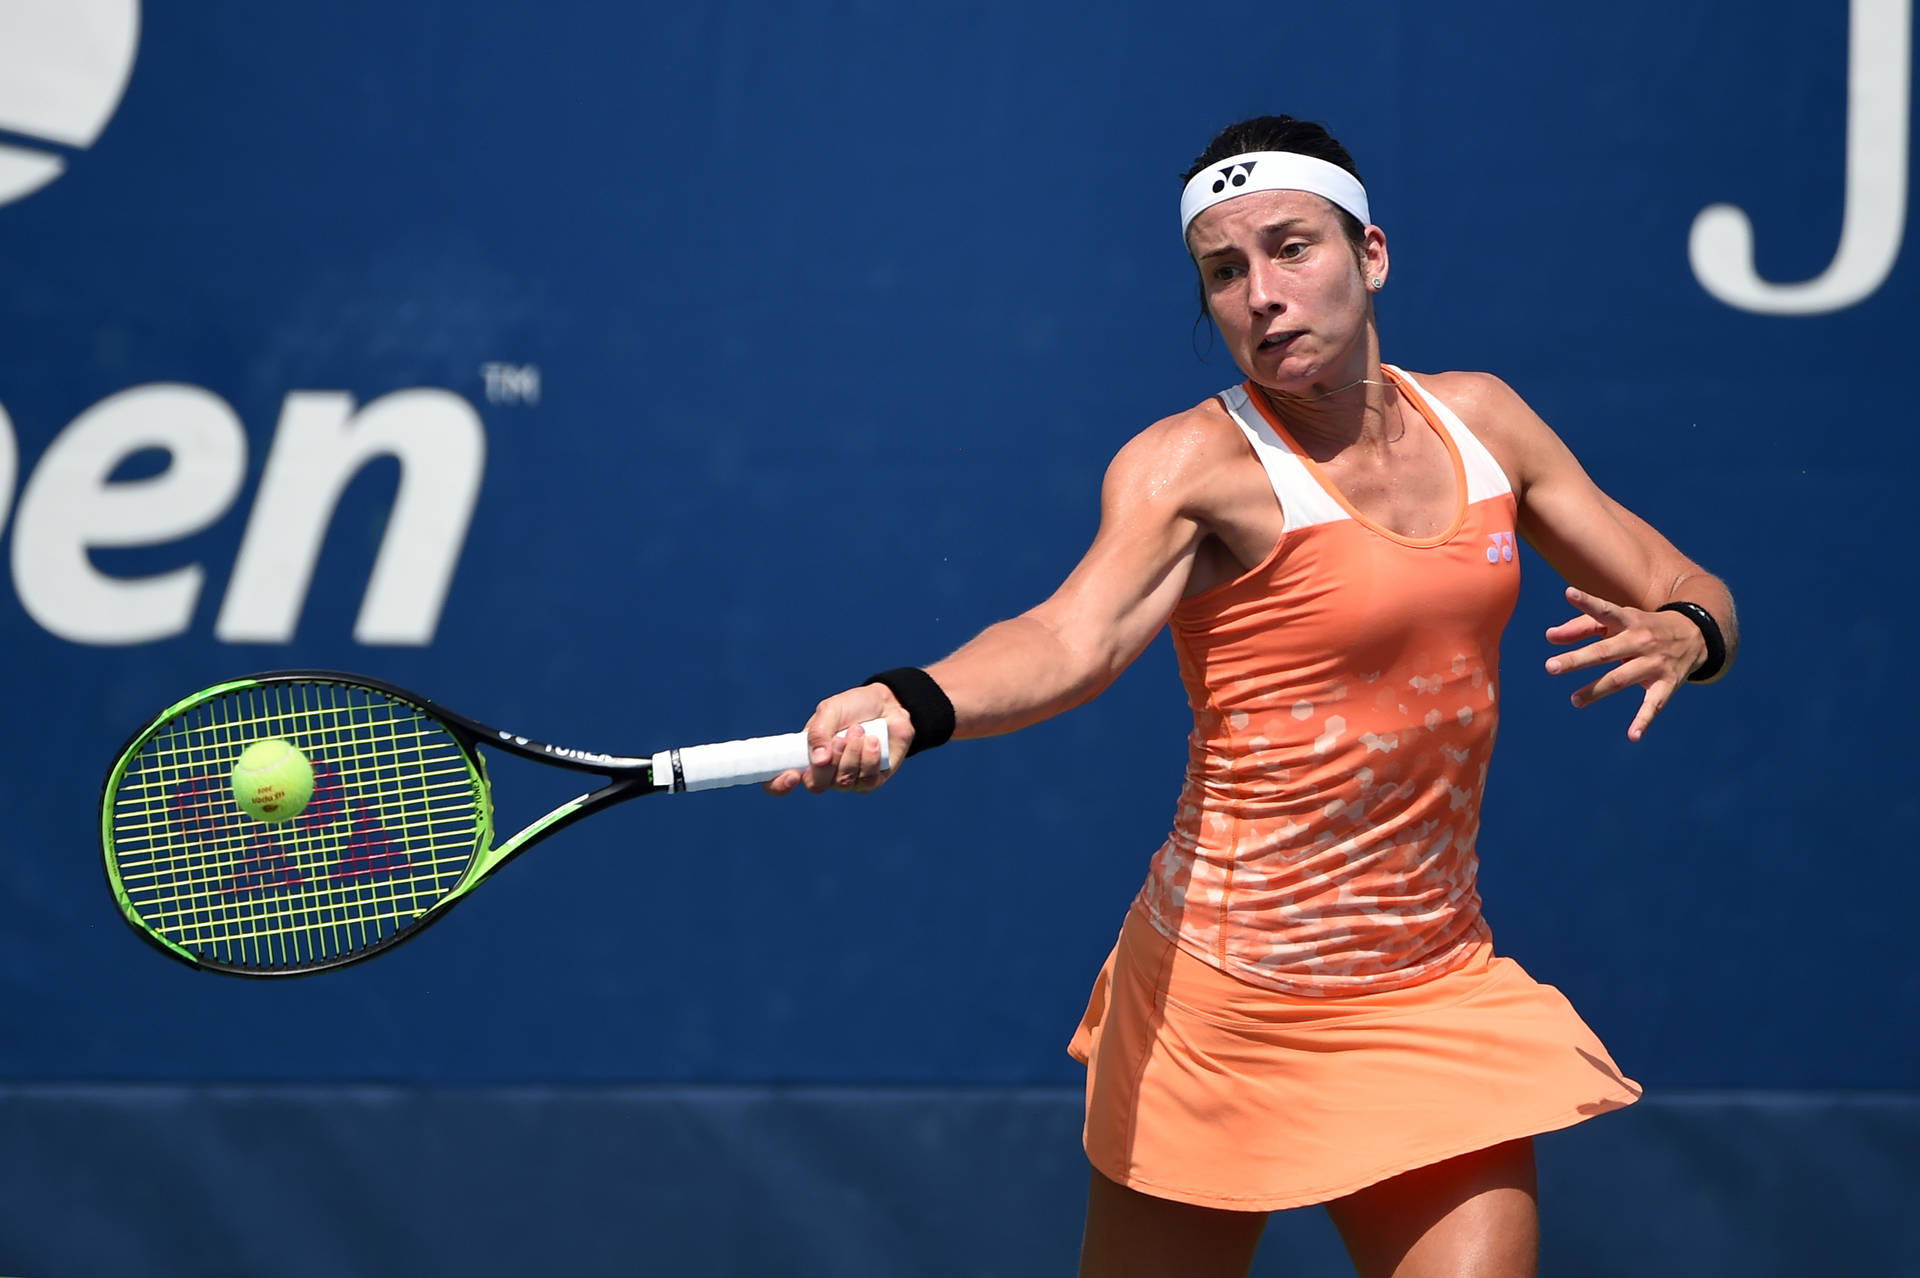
[1179,151,1371,240]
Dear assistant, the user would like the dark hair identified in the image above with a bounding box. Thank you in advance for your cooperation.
[1183,115,1363,188]
[1182,115,1370,320]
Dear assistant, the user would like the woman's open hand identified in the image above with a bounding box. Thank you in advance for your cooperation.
[1544,586,1706,741]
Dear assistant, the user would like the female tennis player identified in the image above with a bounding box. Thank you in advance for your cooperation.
[769,114,1738,1278]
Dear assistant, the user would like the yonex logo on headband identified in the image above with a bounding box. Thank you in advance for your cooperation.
[1211,161,1259,194]
[1181,150,1372,241]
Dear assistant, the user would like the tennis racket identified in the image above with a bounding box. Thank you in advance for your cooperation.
[99,670,888,977]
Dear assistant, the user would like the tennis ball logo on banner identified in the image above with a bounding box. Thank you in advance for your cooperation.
[0,0,141,209]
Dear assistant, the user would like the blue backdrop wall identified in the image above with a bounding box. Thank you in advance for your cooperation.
[1,1,1914,1274]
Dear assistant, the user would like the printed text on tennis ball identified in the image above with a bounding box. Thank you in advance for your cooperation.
[230,739,315,823]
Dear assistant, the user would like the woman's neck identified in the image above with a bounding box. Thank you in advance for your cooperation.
[1258,365,1403,455]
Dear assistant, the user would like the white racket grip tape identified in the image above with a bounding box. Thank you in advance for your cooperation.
[652,718,892,793]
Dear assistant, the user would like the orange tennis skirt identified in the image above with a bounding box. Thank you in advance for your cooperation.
[1067,904,1642,1212]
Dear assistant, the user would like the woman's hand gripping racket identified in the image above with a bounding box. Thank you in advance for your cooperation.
[99,670,889,977]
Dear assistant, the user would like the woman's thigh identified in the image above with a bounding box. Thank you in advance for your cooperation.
[1322,1138,1539,1278]
[1078,1168,1270,1278]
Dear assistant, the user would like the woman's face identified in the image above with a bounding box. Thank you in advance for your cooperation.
[1186,190,1387,394]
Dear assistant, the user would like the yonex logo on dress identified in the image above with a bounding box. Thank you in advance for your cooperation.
[1212,161,1258,194]
[0,0,141,209]
[1486,532,1516,564]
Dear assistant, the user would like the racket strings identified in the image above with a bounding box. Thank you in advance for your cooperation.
[106,680,483,971]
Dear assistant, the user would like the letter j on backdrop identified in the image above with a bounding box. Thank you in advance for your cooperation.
[1690,0,1912,315]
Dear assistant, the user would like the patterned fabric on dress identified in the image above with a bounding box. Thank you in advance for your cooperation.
[1135,366,1521,995]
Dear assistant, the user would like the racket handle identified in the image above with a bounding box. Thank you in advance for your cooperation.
[652,718,892,793]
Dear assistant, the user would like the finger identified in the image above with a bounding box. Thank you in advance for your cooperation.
[836,725,891,792]
[1564,585,1630,626]
[802,694,868,791]
[762,769,801,796]
[832,723,872,791]
[1545,614,1609,645]
[851,729,889,791]
[1547,634,1635,676]
[806,703,842,770]
[804,693,865,764]
[804,732,848,793]
[865,725,894,784]
[1570,655,1662,708]
[1626,679,1678,742]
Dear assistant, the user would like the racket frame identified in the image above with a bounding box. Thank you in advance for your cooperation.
[101,669,670,978]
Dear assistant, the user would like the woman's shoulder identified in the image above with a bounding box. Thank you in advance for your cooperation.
[1394,368,1544,445]
[1100,395,1253,506]
[1120,395,1245,464]
[1395,367,1573,490]
[1394,367,1523,414]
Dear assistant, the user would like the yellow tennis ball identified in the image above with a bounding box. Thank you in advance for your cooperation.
[231,738,314,823]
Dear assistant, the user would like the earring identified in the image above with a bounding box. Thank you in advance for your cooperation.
[1370,278,1384,289]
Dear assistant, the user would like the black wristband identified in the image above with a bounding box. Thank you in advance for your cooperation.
[863,667,956,757]
[1658,601,1727,682]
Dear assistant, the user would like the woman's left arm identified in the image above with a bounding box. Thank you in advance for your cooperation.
[1431,372,1739,741]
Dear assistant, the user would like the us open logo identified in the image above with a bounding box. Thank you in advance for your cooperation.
[0,0,141,208]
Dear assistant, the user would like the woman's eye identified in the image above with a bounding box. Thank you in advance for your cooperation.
[1211,264,1243,282]
[1279,241,1307,259]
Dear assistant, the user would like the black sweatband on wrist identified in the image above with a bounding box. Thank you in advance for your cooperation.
[863,667,956,756]
[1658,601,1727,682]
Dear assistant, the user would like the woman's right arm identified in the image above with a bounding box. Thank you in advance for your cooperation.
[767,407,1236,795]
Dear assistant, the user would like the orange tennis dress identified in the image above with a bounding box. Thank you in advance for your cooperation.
[1068,367,1641,1211]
